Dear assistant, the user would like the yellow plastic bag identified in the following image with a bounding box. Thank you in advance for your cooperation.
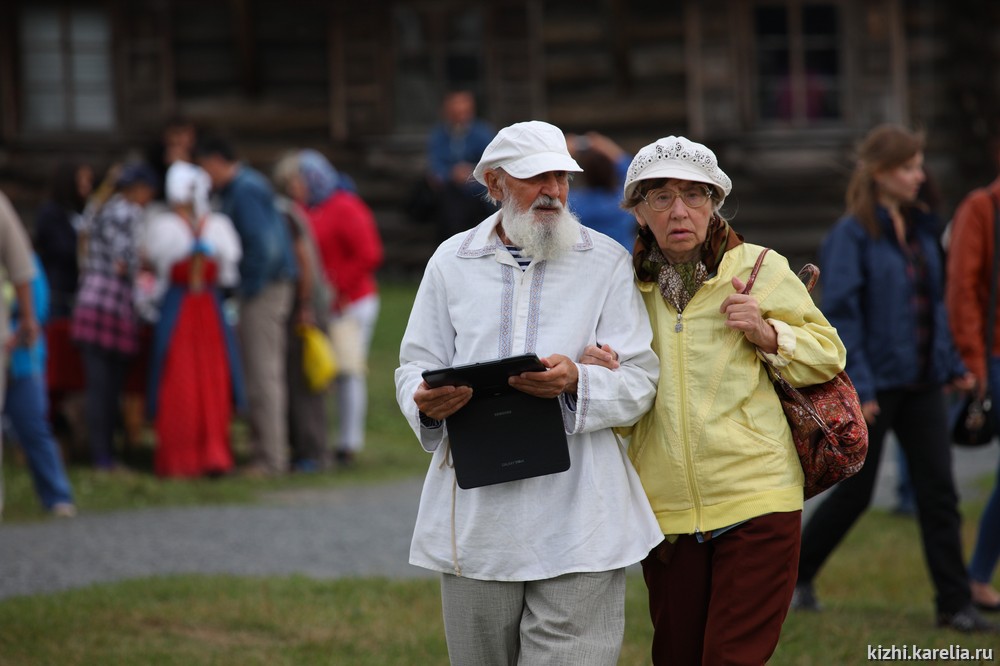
[298,324,337,392]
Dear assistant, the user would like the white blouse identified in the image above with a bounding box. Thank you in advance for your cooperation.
[142,210,242,304]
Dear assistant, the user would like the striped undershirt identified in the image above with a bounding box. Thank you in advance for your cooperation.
[506,245,532,270]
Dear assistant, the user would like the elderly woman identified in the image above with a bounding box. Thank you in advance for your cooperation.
[271,151,334,471]
[143,161,244,477]
[297,150,383,466]
[584,137,846,665]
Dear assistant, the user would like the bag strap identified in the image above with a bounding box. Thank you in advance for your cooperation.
[744,247,821,295]
[742,247,833,435]
[742,248,771,295]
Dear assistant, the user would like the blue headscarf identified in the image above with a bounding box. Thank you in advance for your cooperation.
[298,149,356,208]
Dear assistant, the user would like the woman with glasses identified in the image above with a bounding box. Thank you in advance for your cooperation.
[581,136,846,664]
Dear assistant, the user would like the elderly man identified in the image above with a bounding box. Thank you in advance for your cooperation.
[395,120,662,665]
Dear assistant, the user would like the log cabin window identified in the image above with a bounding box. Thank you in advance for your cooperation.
[754,1,842,125]
[19,6,116,132]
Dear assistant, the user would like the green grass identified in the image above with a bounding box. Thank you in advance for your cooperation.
[3,278,999,663]
[1,497,997,665]
[1,281,425,522]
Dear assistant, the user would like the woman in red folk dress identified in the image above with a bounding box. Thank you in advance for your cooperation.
[143,161,245,477]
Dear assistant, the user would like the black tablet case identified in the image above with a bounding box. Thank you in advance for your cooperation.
[423,355,570,489]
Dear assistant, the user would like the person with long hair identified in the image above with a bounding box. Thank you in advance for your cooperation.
[792,124,997,633]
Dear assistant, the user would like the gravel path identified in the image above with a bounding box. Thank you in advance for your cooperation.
[1,443,997,601]
[0,476,432,601]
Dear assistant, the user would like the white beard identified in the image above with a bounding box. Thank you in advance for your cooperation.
[499,195,581,261]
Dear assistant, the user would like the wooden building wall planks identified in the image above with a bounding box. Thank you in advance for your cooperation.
[1,0,1000,273]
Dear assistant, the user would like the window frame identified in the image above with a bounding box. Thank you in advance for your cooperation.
[390,4,487,134]
[13,2,119,139]
[746,0,850,130]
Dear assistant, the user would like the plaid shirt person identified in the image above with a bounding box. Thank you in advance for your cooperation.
[71,194,141,355]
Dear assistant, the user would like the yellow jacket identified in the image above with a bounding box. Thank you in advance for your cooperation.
[627,243,847,536]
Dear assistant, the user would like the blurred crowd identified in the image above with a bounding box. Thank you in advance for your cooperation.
[2,89,651,520]
[0,114,394,518]
[1,98,996,641]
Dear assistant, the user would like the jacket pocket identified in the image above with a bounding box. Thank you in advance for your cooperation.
[724,416,787,455]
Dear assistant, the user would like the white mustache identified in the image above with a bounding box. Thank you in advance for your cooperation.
[532,195,562,210]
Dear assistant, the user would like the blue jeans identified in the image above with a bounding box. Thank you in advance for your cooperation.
[4,373,74,509]
[971,357,1000,584]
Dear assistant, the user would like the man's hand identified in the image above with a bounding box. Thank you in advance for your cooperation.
[578,343,619,370]
[861,399,880,425]
[722,277,778,353]
[413,382,473,421]
[508,353,578,397]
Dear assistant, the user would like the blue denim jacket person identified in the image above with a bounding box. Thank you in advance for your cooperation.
[218,166,298,298]
[819,205,966,403]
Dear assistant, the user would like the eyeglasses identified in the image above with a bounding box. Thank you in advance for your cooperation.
[642,187,713,211]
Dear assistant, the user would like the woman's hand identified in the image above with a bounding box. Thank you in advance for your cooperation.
[721,277,778,353]
[413,382,473,421]
[509,353,579,397]
[861,399,880,425]
[951,371,977,394]
[578,343,619,370]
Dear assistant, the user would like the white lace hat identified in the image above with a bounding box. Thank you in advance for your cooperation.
[473,120,583,186]
[623,136,732,203]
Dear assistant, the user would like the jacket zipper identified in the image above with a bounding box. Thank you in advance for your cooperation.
[674,310,703,534]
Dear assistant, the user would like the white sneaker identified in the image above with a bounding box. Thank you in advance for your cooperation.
[50,502,77,518]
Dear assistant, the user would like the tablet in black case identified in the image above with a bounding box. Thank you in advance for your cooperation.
[422,354,571,489]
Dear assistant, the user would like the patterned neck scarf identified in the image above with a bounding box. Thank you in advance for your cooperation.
[633,215,744,312]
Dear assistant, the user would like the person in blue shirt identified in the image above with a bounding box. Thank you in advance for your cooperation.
[5,254,76,516]
[422,90,497,240]
[195,136,298,476]
[567,131,637,251]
